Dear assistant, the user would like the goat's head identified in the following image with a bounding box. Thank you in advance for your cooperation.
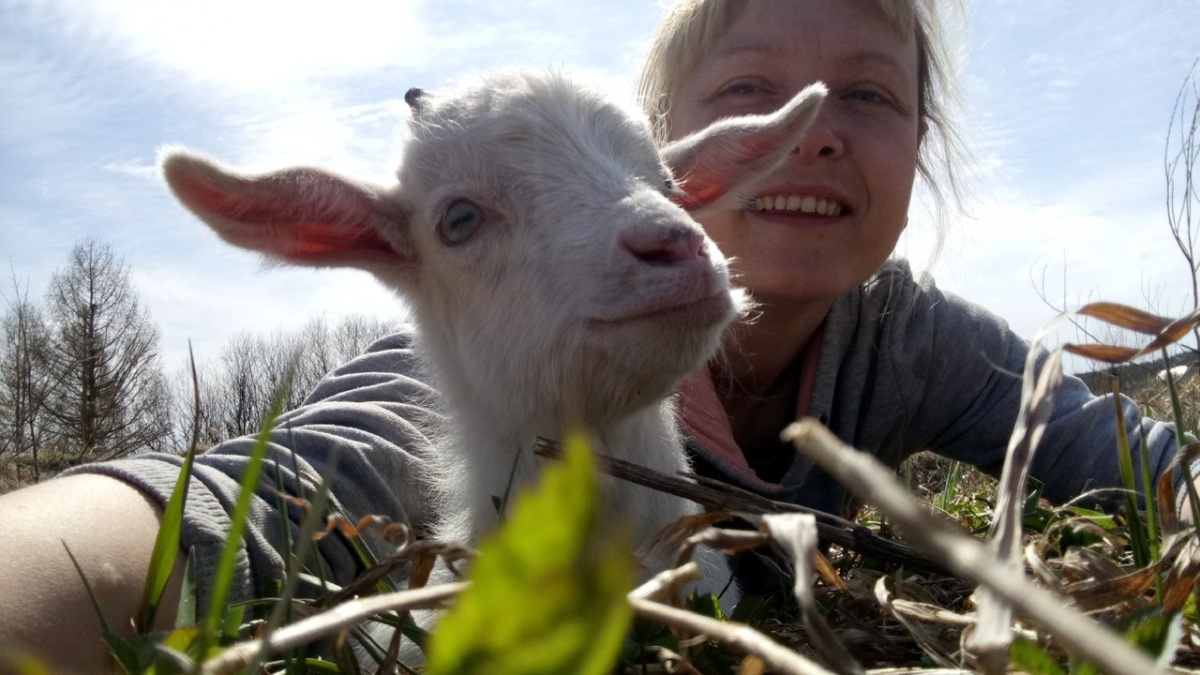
[162,71,825,424]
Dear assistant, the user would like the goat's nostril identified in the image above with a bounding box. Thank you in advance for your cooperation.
[622,226,703,265]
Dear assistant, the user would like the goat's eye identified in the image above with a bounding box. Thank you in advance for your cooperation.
[438,199,485,246]
[662,176,683,199]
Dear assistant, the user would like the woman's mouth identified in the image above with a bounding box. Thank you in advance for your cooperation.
[751,194,845,217]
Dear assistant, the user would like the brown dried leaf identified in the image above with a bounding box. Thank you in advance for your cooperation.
[1158,464,1183,535]
[1061,565,1159,612]
[1062,343,1142,364]
[380,521,416,546]
[1162,536,1200,612]
[812,549,848,592]
[1054,545,1128,583]
[1160,307,1200,343]
[636,511,735,567]
[1067,306,1200,364]
[1076,302,1173,335]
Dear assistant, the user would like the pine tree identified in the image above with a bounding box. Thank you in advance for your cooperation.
[42,239,170,469]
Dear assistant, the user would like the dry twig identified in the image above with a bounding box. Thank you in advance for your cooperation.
[199,582,467,675]
[783,418,1165,675]
[628,596,838,675]
[534,437,951,574]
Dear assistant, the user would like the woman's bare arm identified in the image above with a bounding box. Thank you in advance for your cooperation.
[0,474,184,672]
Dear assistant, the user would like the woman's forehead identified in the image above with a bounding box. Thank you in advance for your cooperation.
[697,2,918,77]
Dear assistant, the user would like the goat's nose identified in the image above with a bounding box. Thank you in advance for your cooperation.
[621,224,705,264]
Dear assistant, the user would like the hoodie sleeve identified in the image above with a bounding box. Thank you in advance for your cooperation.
[63,329,440,611]
[864,264,1179,506]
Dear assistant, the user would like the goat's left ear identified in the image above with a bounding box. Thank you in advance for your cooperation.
[161,150,413,269]
[662,82,827,215]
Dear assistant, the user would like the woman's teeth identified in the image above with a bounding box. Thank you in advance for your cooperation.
[752,195,844,216]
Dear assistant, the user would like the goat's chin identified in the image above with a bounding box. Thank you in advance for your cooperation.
[586,293,734,369]
[572,320,729,417]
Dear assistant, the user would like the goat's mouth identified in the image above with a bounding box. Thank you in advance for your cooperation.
[750,194,847,217]
[591,292,734,328]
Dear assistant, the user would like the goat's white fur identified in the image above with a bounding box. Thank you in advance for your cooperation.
[162,69,826,629]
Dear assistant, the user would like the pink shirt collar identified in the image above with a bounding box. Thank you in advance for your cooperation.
[677,331,822,489]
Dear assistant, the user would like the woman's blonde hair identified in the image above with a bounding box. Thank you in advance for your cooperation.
[637,0,970,263]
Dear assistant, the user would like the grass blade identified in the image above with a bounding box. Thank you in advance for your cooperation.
[140,343,202,633]
[140,437,197,633]
[196,376,293,662]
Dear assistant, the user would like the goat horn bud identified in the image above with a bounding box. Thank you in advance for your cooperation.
[405,87,426,115]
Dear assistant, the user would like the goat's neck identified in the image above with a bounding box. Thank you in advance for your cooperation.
[449,395,687,542]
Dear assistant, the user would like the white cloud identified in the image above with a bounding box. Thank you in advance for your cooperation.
[29,0,431,88]
[131,249,405,366]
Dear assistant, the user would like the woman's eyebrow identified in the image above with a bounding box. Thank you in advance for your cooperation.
[709,41,913,79]
[710,39,786,60]
[842,50,913,77]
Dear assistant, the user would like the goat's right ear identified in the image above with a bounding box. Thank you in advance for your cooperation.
[662,82,827,215]
[161,150,415,270]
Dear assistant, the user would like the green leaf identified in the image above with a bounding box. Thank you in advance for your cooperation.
[425,432,635,675]
[1010,637,1065,675]
[198,378,293,659]
[1070,608,1183,673]
[1122,609,1183,666]
[175,549,197,629]
[140,433,196,632]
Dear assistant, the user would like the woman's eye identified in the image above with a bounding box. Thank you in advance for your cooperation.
[437,199,485,246]
[846,87,893,106]
[718,79,769,97]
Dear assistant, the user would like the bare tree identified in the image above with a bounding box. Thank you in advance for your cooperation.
[0,275,53,487]
[293,317,334,407]
[1166,59,1200,351]
[1039,63,1200,383]
[331,314,398,363]
[211,330,271,439]
[166,313,398,447]
[164,356,225,452]
[41,239,171,471]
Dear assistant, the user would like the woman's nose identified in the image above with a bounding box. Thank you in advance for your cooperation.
[792,108,843,161]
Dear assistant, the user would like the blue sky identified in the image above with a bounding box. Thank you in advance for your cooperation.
[2,0,1198,371]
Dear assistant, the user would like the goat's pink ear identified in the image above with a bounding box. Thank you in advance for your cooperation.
[662,83,827,214]
[161,151,410,269]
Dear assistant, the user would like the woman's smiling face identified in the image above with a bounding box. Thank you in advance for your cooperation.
[670,0,922,309]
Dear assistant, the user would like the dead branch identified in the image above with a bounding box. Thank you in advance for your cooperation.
[628,595,838,675]
[783,418,1165,675]
[534,437,954,575]
[199,582,467,675]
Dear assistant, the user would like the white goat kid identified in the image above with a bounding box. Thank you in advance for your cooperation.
[162,71,824,599]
